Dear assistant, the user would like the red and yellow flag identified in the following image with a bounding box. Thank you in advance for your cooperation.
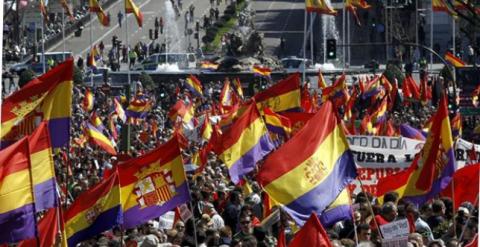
[444,51,466,67]
[306,0,337,14]
[89,0,110,26]
[125,0,144,27]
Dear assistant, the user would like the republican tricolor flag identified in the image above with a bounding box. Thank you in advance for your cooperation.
[257,101,357,225]
[214,102,276,184]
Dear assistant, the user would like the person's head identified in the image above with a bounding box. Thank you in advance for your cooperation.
[428,239,445,247]
[431,200,446,216]
[241,235,257,247]
[174,221,185,233]
[230,191,243,205]
[239,215,253,234]
[381,202,398,222]
[408,233,423,247]
[383,192,399,204]
[357,223,371,242]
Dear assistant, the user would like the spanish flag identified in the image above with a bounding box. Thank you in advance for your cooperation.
[233,78,244,99]
[1,59,73,148]
[65,171,122,246]
[125,0,143,27]
[319,188,352,227]
[220,80,233,107]
[214,102,275,184]
[444,51,466,67]
[113,97,127,123]
[40,0,49,23]
[306,0,337,14]
[83,88,94,112]
[376,95,456,206]
[263,107,292,138]
[254,73,301,112]
[200,115,213,142]
[318,70,327,89]
[168,100,194,124]
[85,122,117,155]
[185,75,203,97]
[114,136,190,229]
[125,94,152,121]
[371,96,388,124]
[201,61,219,71]
[0,138,36,244]
[17,207,68,247]
[257,101,357,225]
[60,0,75,21]
[29,122,58,211]
[321,74,348,105]
[87,45,99,68]
[253,65,272,77]
[432,0,456,15]
[451,112,462,139]
[89,0,110,26]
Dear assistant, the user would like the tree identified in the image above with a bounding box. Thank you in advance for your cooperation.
[73,66,84,85]
[18,69,36,88]
[138,72,155,91]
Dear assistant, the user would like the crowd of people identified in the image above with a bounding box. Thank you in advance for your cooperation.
[32,62,477,247]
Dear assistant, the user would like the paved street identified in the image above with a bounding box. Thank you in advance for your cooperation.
[252,0,305,59]
[49,0,229,59]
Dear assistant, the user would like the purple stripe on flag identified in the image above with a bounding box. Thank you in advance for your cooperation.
[284,151,357,226]
[123,182,191,229]
[184,83,202,97]
[319,204,352,227]
[228,134,275,184]
[403,148,456,206]
[67,205,123,247]
[0,203,36,243]
[48,117,70,148]
[125,110,149,119]
[266,124,287,136]
[399,124,426,141]
[34,177,58,211]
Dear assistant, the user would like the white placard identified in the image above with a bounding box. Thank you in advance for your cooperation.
[380,219,410,240]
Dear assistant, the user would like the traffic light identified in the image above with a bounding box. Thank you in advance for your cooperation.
[195,21,200,32]
[155,29,159,39]
[149,29,153,40]
[326,39,336,59]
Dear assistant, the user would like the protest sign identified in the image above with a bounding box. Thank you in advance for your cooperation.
[380,219,410,240]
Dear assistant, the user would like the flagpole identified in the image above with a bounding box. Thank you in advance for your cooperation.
[452,17,456,82]
[430,2,434,70]
[41,12,46,74]
[322,15,326,64]
[90,13,94,86]
[457,194,479,243]
[62,7,66,60]
[358,180,384,240]
[342,4,346,68]
[451,178,457,238]
[310,13,314,63]
[347,8,350,67]
[126,10,131,86]
[302,9,307,83]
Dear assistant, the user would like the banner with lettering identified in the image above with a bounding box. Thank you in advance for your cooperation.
[345,136,480,194]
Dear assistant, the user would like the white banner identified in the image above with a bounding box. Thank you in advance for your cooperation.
[346,136,480,194]
[380,219,410,240]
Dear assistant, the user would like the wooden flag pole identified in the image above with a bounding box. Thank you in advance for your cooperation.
[358,179,384,240]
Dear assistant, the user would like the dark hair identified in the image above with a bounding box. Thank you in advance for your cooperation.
[384,192,399,204]
[357,223,370,232]
[431,200,445,214]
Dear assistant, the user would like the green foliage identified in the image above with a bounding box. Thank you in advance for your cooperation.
[202,0,247,52]
[18,69,35,88]
[73,66,84,85]
[139,72,155,90]
[383,62,405,87]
